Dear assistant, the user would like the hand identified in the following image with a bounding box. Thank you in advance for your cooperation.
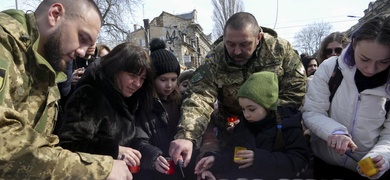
[194,156,215,174]
[169,139,193,167]
[327,134,358,155]
[72,67,85,83]
[197,170,216,180]
[359,155,390,179]
[226,119,240,133]
[107,160,132,180]
[372,155,389,173]
[154,156,171,174]
[118,146,142,167]
[234,149,254,169]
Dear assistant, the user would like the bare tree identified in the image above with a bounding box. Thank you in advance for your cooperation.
[96,0,143,44]
[293,21,332,56]
[18,0,143,45]
[211,0,244,40]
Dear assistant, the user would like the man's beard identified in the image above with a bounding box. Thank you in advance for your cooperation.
[232,59,248,66]
[229,54,248,66]
[44,28,66,72]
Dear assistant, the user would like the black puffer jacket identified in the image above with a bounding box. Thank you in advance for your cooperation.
[135,98,198,180]
[58,69,162,171]
[207,111,309,179]
[136,99,175,156]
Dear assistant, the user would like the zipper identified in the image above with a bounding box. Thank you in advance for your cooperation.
[157,98,170,125]
[343,94,360,166]
[351,94,361,137]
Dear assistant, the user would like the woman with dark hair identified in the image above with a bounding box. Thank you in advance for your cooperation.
[301,56,318,76]
[302,13,390,179]
[58,42,162,176]
[317,31,350,64]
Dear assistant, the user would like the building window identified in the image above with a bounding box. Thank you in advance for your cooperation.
[184,55,191,63]
[139,39,146,47]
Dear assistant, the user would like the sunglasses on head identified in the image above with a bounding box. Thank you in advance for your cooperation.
[325,47,343,56]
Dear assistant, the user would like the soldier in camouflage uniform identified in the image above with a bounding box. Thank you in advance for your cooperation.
[0,0,132,179]
[169,12,306,167]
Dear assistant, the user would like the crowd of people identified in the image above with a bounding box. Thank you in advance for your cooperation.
[1,0,390,180]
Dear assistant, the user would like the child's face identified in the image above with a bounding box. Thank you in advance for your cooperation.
[155,72,178,99]
[238,97,267,123]
[179,79,190,94]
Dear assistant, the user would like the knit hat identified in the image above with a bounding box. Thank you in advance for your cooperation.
[178,69,195,84]
[149,38,180,77]
[237,71,279,110]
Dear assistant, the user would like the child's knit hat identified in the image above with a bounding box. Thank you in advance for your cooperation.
[178,69,195,84]
[149,38,180,77]
[237,71,279,110]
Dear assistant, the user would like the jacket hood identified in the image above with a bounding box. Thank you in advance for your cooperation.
[2,10,27,30]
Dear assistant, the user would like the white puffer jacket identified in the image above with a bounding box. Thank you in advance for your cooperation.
[302,54,390,176]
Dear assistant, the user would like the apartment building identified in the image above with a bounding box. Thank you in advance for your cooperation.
[128,9,212,68]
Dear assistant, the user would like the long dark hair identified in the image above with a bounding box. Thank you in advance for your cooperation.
[301,56,318,76]
[343,13,390,94]
[98,42,154,111]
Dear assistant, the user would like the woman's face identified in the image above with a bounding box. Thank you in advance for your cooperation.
[238,97,268,123]
[325,41,343,58]
[307,59,318,75]
[354,40,390,77]
[155,72,178,99]
[115,68,147,97]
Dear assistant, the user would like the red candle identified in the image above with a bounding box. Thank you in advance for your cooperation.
[226,116,238,127]
[128,165,140,173]
[166,157,175,175]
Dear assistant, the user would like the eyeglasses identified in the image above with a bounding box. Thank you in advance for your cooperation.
[325,47,343,56]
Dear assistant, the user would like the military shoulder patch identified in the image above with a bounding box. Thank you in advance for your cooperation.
[191,72,203,83]
[191,64,211,83]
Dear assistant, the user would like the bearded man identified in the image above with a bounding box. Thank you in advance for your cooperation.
[0,0,132,179]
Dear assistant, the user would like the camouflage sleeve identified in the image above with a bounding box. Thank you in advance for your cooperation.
[0,27,113,179]
[175,58,218,147]
[278,40,306,109]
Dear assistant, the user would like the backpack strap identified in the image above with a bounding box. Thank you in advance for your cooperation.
[328,59,390,118]
[328,59,343,102]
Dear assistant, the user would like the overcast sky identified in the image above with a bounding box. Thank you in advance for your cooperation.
[1,0,374,44]
[135,0,372,44]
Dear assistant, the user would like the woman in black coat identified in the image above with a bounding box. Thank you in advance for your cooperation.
[58,42,162,173]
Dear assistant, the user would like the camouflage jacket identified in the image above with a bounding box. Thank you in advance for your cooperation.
[176,31,306,147]
[0,10,113,179]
